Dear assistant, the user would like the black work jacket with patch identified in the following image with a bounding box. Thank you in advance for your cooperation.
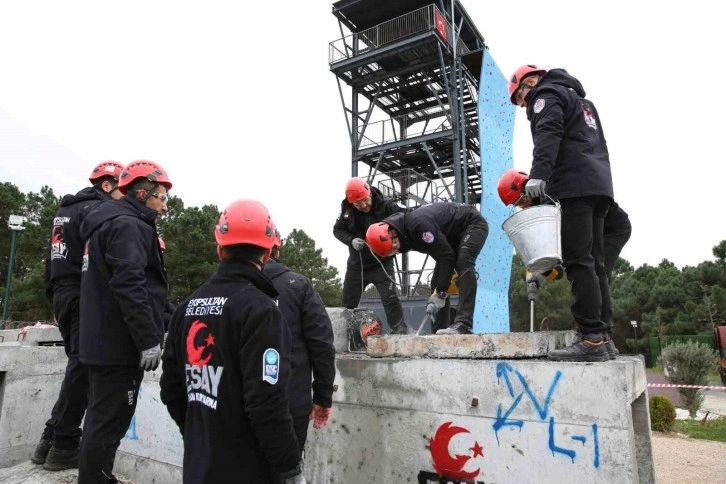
[383,202,486,293]
[263,258,335,411]
[333,186,405,268]
[44,186,113,304]
[525,68,614,200]
[79,195,167,365]
[160,260,300,484]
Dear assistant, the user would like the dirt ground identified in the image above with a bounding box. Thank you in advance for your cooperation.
[652,432,726,483]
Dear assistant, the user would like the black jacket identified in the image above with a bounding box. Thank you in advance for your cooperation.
[263,259,335,412]
[333,186,405,268]
[383,203,487,293]
[79,195,167,366]
[525,68,614,200]
[44,186,112,304]
[160,260,300,484]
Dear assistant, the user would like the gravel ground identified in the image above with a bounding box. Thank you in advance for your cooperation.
[652,432,726,483]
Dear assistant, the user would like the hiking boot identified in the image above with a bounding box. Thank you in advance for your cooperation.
[604,334,619,360]
[435,322,472,335]
[30,434,52,465]
[389,323,409,335]
[548,332,609,362]
[43,446,79,471]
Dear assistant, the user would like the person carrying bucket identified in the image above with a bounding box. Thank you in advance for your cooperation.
[333,177,410,334]
[498,169,632,358]
[507,65,615,362]
[365,202,489,335]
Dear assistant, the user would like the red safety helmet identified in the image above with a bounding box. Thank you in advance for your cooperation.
[345,178,371,204]
[497,169,529,206]
[508,64,547,105]
[89,161,124,184]
[158,237,166,252]
[365,222,393,257]
[215,199,276,258]
[117,160,173,194]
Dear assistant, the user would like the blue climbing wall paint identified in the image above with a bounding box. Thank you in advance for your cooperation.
[473,50,516,334]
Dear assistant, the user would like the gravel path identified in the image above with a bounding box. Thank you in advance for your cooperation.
[652,432,726,483]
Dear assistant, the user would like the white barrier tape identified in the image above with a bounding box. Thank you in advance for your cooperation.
[648,383,726,391]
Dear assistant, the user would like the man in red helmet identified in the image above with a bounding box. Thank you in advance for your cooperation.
[334,177,409,334]
[365,202,489,335]
[31,161,125,471]
[77,160,172,483]
[160,199,305,484]
[508,64,616,362]
[497,168,632,358]
[263,223,335,456]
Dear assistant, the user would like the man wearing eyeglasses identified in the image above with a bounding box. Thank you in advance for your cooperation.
[77,160,173,483]
[31,161,125,471]
[507,65,615,362]
[333,177,409,335]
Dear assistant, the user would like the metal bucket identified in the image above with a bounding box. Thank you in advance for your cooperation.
[502,204,562,272]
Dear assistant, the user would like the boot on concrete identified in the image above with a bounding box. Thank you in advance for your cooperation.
[30,434,53,465]
[548,332,609,362]
[435,322,472,335]
[43,446,79,471]
[389,322,409,335]
[605,332,619,360]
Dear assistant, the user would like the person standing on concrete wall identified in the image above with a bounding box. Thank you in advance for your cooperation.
[365,202,489,335]
[77,160,172,483]
[263,223,335,453]
[30,161,125,471]
[334,177,409,334]
[508,64,615,362]
[497,168,632,358]
[160,199,305,484]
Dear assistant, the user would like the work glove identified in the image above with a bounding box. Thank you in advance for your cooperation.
[280,459,306,484]
[351,238,366,251]
[524,178,546,200]
[426,292,448,315]
[310,403,333,429]
[139,343,162,371]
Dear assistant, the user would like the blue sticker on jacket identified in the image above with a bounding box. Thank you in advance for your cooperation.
[262,348,279,384]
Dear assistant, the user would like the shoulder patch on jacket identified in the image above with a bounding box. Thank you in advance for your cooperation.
[422,232,434,243]
[262,348,279,384]
[533,98,545,113]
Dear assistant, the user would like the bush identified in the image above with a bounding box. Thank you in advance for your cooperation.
[649,395,676,432]
[659,341,719,418]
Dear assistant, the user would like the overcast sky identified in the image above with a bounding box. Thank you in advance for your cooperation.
[0,1,723,276]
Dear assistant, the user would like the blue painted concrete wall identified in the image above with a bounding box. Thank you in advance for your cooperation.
[473,50,516,333]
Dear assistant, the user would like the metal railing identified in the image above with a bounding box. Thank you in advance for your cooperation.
[329,4,468,65]
[359,109,451,148]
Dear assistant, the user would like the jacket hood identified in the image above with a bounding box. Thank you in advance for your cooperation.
[60,186,106,207]
[263,258,290,280]
[383,212,405,238]
[538,68,586,97]
[81,195,157,240]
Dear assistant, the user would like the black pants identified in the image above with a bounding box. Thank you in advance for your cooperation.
[342,258,404,330]
[431,222,489,330]
[560,196,612,334]
[291,406,311,456]
[42,288,88,450]
[603,202,632,281]
[79,365,144,483]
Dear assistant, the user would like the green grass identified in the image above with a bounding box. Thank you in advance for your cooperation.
[672,416,726,442]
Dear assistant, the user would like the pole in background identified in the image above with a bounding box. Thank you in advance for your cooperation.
[631,320,639,355]
[2,215,26,325]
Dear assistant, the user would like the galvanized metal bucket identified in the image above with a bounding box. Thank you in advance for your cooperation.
[502,204,562,272]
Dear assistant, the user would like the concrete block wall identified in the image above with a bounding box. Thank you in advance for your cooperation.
[0,319,655,484]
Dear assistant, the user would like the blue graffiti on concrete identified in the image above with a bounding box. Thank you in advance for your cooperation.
[493,363,600,468]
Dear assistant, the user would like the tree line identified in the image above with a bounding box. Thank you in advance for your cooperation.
[1,181,725,352]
